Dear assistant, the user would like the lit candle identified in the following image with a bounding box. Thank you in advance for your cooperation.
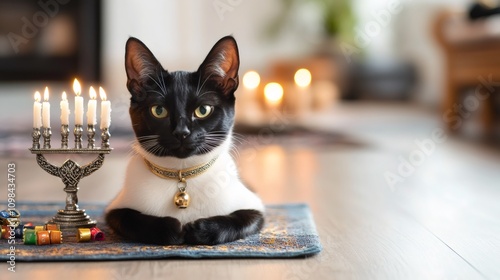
[60,91,70,125]
[295,68,312,88]
[243,71,260,92]
[42,87,51,128]
[99,87,111,129]
[73,78,84,125]
[33,91,42,128]
[293,68,312,114]
[264,82,284,109]
[87,86,97,125]
[237,71,262,123]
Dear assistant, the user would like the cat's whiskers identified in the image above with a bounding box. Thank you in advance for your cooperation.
[133,135,166,157]
[198,131,237,158]
[146,89,166,97]
[195,73,214,96]
[138,139,160,148]
[205,131,244,160]
[147,73,167,98]
[152,144,168,157]
[146,143,161,156]
[127,140,138,157]
[149,145,160,156]
[227,139,241,159]
[197,142,214,155]
[146,74,163,91]
[129,135,159,157]
[196,72,202,95]
[130,140,146,158]
[198,90,217,99]
[159,68,168,95]
[136,135,160,140]
[142,143,159,151]
[231,132,247,145]
[148,144,164,156]
[217,140,240,160]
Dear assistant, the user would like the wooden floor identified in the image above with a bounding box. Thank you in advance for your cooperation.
[2,102,499,280]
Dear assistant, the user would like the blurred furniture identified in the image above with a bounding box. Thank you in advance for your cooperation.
[0,0,101,82]
[434,10,500,134]
[347,60,417,101]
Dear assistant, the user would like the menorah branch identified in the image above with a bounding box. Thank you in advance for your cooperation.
[31,150,110,232]
[74,124,83,149]
[61,124,69,149]
[87,124,96,149]
[35,154,59,177]
[82,154,105,177]
[32,128,41,149]
[42,127,51,149]
[101,127,110,148]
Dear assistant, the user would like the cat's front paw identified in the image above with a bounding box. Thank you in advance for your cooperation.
[106,208,185,245]
[183,210,264,245]
[183,218,223,245]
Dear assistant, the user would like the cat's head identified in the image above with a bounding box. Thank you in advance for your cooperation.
[125,36,239,159]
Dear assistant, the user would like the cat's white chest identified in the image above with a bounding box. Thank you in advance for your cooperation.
[106,151,264,225]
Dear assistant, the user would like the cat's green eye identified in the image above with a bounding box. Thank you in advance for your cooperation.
[151,105,168,119]
[194,105,213,119]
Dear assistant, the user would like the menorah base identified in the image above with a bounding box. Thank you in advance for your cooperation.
[48,209,96,233]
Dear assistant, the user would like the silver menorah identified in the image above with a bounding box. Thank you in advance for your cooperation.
[29,123,111,233]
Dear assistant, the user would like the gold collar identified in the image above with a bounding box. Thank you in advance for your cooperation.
[143,156,219,209]
[143,156,219,181]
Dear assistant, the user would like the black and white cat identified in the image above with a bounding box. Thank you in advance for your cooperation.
[105,36,265,245]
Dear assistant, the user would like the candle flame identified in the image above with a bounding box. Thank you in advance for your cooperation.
[34,91,41,102]
[99,87,107,101]
[243,71,260,90]
[89,86,97,100]
[294,68,312,88]
[62,91,67,101]
[73,78,81,96]
[43,87,49,101]
[264,82,284,105]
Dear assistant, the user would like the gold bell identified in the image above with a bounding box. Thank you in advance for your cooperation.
[174,191,190,209]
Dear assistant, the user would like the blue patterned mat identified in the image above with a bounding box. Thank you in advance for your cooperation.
[0,202,321,261]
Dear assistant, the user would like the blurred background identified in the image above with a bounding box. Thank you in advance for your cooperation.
[1,0,500,277]
[0,0,499,139]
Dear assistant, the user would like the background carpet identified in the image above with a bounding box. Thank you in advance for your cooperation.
[0,202,322,261]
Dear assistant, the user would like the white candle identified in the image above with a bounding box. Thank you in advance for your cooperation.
[243,71,260,92]
[264,82,284,109]
[87,86,97,125]
[294,68,312,114]
[73,78,84,125]
[42,87,51,128]
[33,91,42,128]
[99,87,111,129]
[237,71,262,124]
[60,91,70,125]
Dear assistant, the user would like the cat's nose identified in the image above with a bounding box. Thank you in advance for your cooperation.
[173,118,191,140]
[173,128,190,139]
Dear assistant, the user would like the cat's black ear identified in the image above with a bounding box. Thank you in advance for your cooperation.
[198,36,240,96]
[125,37,163,95]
